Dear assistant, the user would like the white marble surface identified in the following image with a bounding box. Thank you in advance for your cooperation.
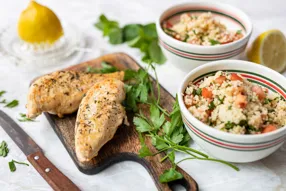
[0,0,286,190]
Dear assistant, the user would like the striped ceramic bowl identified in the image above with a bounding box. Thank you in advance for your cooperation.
[156,2,252,71]
[178,60,286,163]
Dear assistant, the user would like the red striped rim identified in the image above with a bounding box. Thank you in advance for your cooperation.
[193,72,286,99]
[183,115,285,151]
[160,39,246,60]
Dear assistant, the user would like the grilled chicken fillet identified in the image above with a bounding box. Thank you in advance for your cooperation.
[75,78,126,162]
[27,71,124,118]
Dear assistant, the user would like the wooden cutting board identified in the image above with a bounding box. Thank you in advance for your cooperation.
[44,53,198,191]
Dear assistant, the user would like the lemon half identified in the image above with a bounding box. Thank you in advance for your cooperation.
[18,0,63,44]
[247,30,286,73]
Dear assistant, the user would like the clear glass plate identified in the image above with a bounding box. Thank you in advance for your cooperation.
[0,22,85,68]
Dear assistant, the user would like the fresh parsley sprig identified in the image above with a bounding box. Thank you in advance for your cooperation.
[126,63,239,183]
[95,14,166,65]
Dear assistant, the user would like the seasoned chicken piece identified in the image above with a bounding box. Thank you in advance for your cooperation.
[27,71,124,118]
[75,78,126,162]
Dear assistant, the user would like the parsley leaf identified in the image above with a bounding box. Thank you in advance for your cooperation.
[0,99,6,104]
[0,141,9,157]
[95,14,120,37]
[209,39,221,45]
[134,117,153,132]
[108,27,123,44]
[138,134,153,158]
[0,91,6,97]
[159,168,183,183]
[5,100,19,108]
[150,104,165,129]
[236,30,242,34]
[148,40,166,64]
[123,24,142,41]
[86,61,118,74]
[18,113,36,122]
[8,160,29,172]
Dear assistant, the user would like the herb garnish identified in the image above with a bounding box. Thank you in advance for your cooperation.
[95,14,166,65]
[183,34,189,42]
[18,113,36,122]
[225,121,235,129]
[192,88,202,96]
[208,101,215,110]
[236,30,242,34]
[8,160,29,172]
[5,100,19,108]
[217,96,225,104]
[124,63,239,182]
[209,39,221,45]
[86,62,118,74]
[0,91,6,97]
[263,98,271,104]
[0,99,6,104]
[0,141,9,157]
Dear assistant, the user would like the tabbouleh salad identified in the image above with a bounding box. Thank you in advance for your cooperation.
[162,12,243,46]
[183,71,286,134]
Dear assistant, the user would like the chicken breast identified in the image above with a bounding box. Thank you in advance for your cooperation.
[27,71,124,118]
[75,78,126,162]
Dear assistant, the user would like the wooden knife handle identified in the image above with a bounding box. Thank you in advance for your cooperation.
[27,151,80,191]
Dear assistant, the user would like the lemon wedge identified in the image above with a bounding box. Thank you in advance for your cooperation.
[18,0,63,44]
[247,30,286,73]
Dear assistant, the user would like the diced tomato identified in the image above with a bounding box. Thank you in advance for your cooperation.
[262,125,277,134]
[251,86,266,101]
[214,76,226,85]
[235,94,248,108]
[230,73,243,81]
[166,21,173,28]
[202,88,213,99]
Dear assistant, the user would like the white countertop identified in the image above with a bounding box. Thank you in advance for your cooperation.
[0,0,286,190]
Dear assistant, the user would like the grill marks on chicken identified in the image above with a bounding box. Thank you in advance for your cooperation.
[75,78,126,162]
[26,71,124,118]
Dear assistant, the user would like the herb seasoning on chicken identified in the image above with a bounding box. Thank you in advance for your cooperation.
[75,78,126,162]
[26,70,124,118]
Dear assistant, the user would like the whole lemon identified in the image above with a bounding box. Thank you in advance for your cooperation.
[18,0,64,44]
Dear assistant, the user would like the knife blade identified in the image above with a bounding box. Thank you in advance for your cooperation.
[0,110,80,191]
[0,110,41,155]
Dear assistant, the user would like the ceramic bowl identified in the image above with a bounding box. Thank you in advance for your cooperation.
[178,60,286,163]
[156,2,252,71]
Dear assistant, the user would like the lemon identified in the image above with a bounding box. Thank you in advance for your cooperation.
[247,30,286,73]
[18,0,63,44]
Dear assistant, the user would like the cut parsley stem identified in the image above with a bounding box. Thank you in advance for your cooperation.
[176,157,239,171]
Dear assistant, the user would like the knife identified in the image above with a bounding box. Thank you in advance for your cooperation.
[0,110,80,191]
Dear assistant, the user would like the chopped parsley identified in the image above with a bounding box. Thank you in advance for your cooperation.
[192,88,202,96]
[236,30,242,34]
[225,121,235,129]
[209,39,221,45]
[18,113,36,122]
[208,101,215,110]
[5,100,19,108]
[0,91,6,97]
[0,141,9,157]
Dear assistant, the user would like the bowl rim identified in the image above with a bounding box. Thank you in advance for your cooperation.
[156,1,253,51]
[178,60,286,140]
